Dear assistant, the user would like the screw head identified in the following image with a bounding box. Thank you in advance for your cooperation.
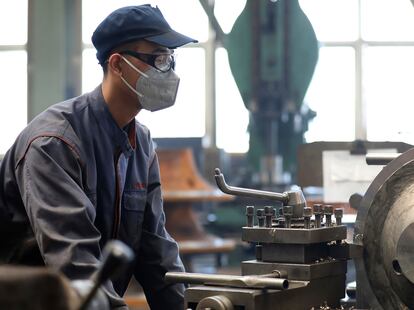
[303,207,312,217]
[264,206,273,215]
[246,206,254,215]
[313,204,323,214]
[256,209,265,217]
[324,205,333,215]
[334,208,344,218]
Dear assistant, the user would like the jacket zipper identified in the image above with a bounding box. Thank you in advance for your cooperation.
[112,149,122,239]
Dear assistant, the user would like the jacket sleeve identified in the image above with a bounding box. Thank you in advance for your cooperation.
[134,148,186,310]
[15,136,128,310]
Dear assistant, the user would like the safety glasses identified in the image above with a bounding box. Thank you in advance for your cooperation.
[119,50,176,72]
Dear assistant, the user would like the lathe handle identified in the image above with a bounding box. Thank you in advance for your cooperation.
[79,240,134,310]
[214,168,289,203]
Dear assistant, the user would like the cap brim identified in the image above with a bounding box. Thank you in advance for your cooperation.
[145,30,198,49]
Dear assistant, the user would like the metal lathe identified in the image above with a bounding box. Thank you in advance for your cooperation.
[166,148,414,309]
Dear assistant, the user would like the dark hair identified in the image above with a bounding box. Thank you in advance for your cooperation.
[100,41,141,76]
[102,62,108,75]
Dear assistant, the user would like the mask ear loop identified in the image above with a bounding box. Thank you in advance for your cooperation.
[120,55,149,78]
[120,76,143,98]
[118,55,147,98]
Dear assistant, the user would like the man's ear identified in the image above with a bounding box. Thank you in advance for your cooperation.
[107,53,123,76]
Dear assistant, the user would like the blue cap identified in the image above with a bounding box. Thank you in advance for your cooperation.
[92,4,198,64]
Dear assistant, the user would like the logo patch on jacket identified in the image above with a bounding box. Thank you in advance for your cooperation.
[134,182,147,190]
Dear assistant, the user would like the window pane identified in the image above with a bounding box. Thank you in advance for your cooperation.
[0,0,28,44]
[365,47,414,143]
[0,51,27,154]
[299,0,358,42]
[362,0,414,41]
[82,0,138,44]
[215,48,249,153]
[304,47,355,142]
[214,0,247,34]
[138,48,206,137]
[82,48,103,93]
[82,0,208,44]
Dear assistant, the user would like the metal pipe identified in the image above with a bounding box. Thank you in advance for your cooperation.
[165,272,289,290]
[214,168,289,203]
[257,270,288,279]
[366,153,400,165]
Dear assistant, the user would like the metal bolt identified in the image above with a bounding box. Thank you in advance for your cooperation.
[246,206,254,227]
[257,209,265,227]
[264,206,273,228]
[283,206,293,228]
[313,204,323,228]
[256,244,263,261]
[354,233,364,244]
[324,205,333,227]
[334,208,344,226]
[303,207,312,229]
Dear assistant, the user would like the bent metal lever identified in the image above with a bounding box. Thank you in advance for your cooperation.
[214,168,289,203]
[214,168,307,218]
[78,240,134,310]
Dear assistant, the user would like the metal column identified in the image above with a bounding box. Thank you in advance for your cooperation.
[27,0,82,121]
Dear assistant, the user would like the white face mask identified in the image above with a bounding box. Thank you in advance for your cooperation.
[120,56,180,112]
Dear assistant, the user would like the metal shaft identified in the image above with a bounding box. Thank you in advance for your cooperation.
[246,206,254,227]
[335,208,344,226]
[324,205,333,227]
[165,272,289,290]
[366,153,400,165]
[313,204,322,228]
[303,207,312,229]
[264,206,273,228]
[257,209,265,227]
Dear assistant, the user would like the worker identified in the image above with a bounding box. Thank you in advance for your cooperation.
[0,5,197,310]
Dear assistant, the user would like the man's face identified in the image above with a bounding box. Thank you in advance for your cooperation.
[119,40,171,89]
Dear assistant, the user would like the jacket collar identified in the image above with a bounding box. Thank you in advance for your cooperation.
[88,85,136,157]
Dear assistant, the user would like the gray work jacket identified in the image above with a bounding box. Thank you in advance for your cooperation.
[0,85,185,309]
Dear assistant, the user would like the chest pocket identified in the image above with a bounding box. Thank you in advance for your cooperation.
[122,190,147,242]
[123,190,147,212]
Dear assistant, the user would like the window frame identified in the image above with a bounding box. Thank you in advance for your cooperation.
[314,0,414,141]
[0,1,28,155]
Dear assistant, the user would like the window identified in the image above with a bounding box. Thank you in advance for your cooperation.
[299,0,359,42]
[0,0,28,155]
[365,47,414,143]
[300,0,414,144]
[214,0,249,153]
[139,47,206,138]
[215,47,249,152]
[304,47,355,142]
